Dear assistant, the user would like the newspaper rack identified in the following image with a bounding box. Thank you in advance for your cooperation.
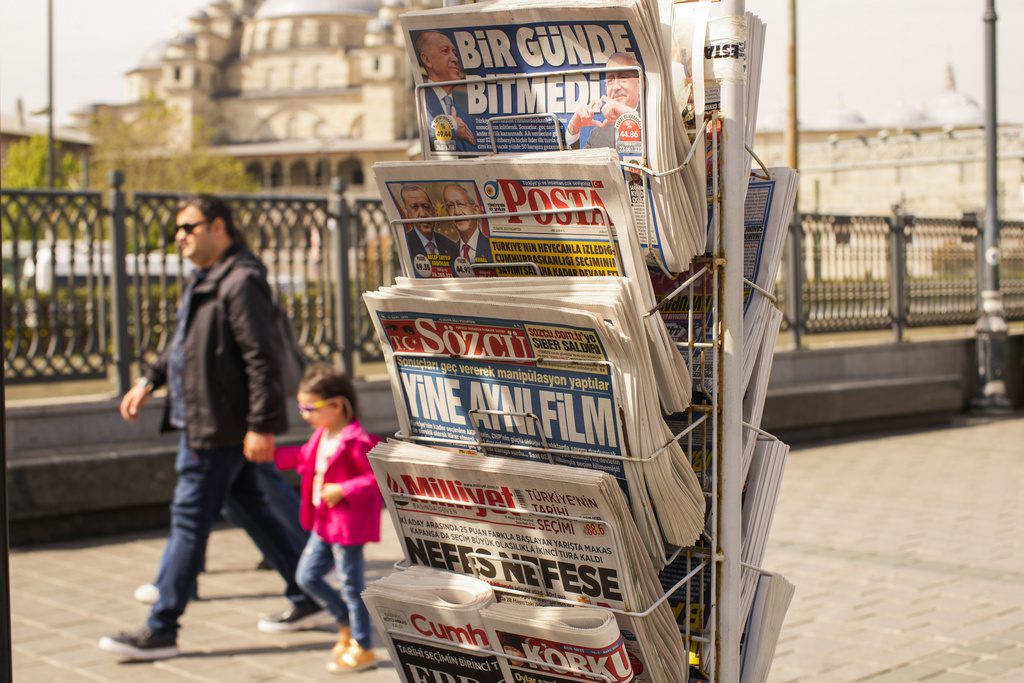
[392,0,752,678]
[415,64,695,273]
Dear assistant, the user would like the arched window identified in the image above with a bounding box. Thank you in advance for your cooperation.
[245,162,265,186]
[285,115,298,139]
[265,67,274,90]
[337,158,365,187]
[318,22,331,46]
[270,162,283,187]
[289,160,310,187]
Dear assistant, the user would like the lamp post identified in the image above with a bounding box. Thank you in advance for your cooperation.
[972,0,1011,414]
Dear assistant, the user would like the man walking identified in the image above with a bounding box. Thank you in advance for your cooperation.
[99,195,322,660]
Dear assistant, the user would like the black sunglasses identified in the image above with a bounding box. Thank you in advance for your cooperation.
[171,219,208,239]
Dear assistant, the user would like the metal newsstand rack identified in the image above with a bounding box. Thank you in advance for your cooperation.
[382,0,751,679]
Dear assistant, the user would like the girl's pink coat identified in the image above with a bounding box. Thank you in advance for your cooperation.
[274,421,382,545]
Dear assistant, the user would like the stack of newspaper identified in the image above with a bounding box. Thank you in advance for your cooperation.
[670,6,766,178]
[482,604,634,683]
[363,567,504,683]
[742,304,784,476]
[651,167,797,395]
[368,439,690,682]
[740,572,796,683]
[363,277,705,558]
[401,0,707,270]
[364,566,638,683]
[741,438,789,623]
[374,150,653,299]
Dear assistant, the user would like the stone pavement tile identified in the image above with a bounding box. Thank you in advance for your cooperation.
[968,639,1018,655]
[959,656,1024,677]
[920,672,984,683]
[982,665,1024,682]
[856,662,944,682]
[914,651,982,669]
[13,659,107,683]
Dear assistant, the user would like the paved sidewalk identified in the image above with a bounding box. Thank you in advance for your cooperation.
[9,415,1024,682]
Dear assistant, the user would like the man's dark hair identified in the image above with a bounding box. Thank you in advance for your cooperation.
[299,363,359,419]
[177,194,248,248]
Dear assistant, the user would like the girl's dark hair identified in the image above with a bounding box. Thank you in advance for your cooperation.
[299,363,359,419]
[177,194,249,249]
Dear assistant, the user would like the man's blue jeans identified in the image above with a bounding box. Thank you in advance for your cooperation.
[295,535,371,650]
[150,460,307,598]
[147,435,314,636]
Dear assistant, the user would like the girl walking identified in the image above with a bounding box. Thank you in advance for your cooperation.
[275,364,382,673]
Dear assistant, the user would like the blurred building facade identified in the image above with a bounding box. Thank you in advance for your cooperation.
[756,68,1024,219]
[74,0,434,193]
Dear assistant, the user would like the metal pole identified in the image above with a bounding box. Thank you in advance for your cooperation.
[108,170,132,396]
[972,0,1011,413]
[783,0,803,348]
[888,207,908,342]
[716,0,745,679]
[0,327,12,683]
[329,178,355,376]
[46,0,55,189]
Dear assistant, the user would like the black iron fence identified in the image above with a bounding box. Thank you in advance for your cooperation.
[778,210,1024,344]
[2,174,399,387]
[4,176,1024,385]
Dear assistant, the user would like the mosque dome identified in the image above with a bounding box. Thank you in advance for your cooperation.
[136,38,172,70]
[255,0,381,19]
[928,66,983,127]
[816,102,867,130]
[878,100,929,129]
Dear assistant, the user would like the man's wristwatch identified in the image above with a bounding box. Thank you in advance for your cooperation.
[136,377,154,393]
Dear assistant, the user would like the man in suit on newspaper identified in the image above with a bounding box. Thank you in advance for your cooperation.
[400,185,458,263]
[565,52,643,151]
[414,30,476,152]
[442,183,492,265]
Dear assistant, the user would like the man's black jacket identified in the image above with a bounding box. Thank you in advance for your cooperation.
[146,244,287,449]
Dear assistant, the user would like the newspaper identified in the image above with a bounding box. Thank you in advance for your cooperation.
[363,279,705,558]
[670,5,765,150]
[369,439,689,683]
[740,572,795,683]
[742,305,783,478]
[363,567,504,683]
[372,149,655,307]
[650,167,797,395]
[401,0,707,271]
[740,438,789,624]
[482,604,634,683]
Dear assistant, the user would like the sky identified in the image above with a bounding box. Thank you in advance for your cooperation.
[0,0,1022,129]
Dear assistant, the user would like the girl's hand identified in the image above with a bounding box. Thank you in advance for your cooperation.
[321,483,345,507]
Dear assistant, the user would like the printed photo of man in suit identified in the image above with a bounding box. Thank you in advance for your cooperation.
[414,30,476,153]
[565,52,643,150]
[442,184,492,265]
[399,185,458,264]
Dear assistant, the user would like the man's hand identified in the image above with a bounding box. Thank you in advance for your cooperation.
[567,96,607,136]
[244,431,275,462]
[321,483,346,508]
[599,97,634,125]
[119,382,152,422]
[451,107,476,146]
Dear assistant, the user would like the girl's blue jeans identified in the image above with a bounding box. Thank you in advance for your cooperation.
[296,534,371,649]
